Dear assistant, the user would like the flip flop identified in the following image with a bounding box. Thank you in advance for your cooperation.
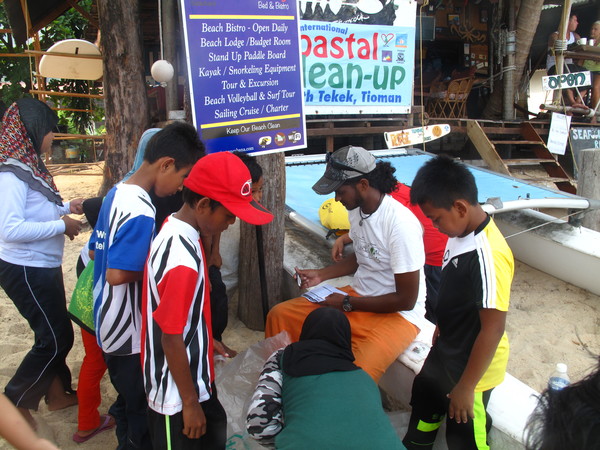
[72,414,115,443]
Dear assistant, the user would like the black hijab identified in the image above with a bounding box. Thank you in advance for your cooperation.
[282,307,359,377]
[16,97,58,154]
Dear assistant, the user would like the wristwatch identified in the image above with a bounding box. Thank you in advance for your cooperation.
[342,295,353,312]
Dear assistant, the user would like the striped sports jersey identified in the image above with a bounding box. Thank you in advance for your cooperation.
[436,216,513,391]
[141,215,214,416]
[91,183,156,355]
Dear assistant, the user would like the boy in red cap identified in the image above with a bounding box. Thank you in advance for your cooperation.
[141,151,273,449]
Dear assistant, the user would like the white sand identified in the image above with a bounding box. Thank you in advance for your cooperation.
[0,166,598,449]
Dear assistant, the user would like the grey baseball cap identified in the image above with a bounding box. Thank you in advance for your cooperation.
[312,146,376,195]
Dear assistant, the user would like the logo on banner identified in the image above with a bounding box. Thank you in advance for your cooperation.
[381,33,394,47]
[395,34,408,48]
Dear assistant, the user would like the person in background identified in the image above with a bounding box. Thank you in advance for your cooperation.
[0,98,83,427]
[247,307,405,449]
[583,21,600,118]
[547,13,588,106]
[403,156,513,450]
[70,198,115,443]
[203,150,265,356]
[525,356,600,450]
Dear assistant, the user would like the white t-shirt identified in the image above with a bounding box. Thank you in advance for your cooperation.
[348,194,427,330]
[547,31,575,71]
[0,171,70,268]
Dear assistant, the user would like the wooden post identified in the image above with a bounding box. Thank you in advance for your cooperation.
[552,0,573,102]
[161,0,180,114]
[577,149,600,232]
[237,152,285,330]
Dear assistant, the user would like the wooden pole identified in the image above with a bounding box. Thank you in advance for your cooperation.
[161,0,179,114]
[577,149,600,232]
[552,0,573,102]
[503,0,516,120]
[237,153,285,331]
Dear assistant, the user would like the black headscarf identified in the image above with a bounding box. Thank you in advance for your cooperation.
[282,307,359,377]
[15,98,58,154]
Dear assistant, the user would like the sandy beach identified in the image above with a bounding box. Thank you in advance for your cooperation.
[0,166,598,449]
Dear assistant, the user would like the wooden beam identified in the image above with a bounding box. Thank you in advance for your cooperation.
[29,90,104,99]
[466,121,512,176]
[66,0,99,28]
[24,49,102,59]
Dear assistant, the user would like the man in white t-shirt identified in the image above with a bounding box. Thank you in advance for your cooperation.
[266,146,427,382]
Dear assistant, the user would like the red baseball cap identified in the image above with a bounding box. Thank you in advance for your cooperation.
[183,152,273,225]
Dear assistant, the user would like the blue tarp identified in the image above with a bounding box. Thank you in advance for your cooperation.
[285,152,574,226]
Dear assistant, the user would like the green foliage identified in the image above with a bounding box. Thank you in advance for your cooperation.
[0,0,104,135]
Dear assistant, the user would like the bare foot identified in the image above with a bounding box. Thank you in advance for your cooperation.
[46,376,78,411]
[17,406,37,430]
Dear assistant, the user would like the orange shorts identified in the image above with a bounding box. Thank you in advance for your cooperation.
[265,286,419,382]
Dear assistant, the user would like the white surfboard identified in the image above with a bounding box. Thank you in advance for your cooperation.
[384,124,451,149]
[39,39,103,80]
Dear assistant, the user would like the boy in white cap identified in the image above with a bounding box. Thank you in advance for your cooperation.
[266,145,427,382]
[141,152,273,449]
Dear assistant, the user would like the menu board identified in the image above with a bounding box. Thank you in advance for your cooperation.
[180,0,306,154]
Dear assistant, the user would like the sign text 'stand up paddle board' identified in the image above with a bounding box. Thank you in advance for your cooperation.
[39,39,103,81]
[384,124,451,148]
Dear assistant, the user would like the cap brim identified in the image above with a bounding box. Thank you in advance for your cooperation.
[225,199,273,225]
[312,174,344,195]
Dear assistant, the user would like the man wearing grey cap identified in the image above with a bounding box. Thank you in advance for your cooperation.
[266,146,427,382]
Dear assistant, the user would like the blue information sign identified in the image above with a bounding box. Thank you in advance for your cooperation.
[179,0,306,154]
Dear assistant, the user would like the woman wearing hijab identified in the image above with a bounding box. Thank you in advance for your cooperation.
[247,307,405,449]
[0,98,84,425]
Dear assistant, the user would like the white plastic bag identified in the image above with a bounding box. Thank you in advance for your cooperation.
[216,332,291,449]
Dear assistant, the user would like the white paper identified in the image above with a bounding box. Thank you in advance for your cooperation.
[301,284,346,303]
[547,112,572,155]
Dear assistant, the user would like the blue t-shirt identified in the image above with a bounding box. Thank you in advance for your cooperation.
[91,183,155,355]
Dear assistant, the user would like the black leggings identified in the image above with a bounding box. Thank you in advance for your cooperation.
[0,259,74,410]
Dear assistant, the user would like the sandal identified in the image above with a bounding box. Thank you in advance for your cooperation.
[72,414,115,443]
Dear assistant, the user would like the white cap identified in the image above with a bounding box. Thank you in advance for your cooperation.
[556,363,568,373]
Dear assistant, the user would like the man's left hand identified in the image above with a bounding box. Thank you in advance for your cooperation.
[321,292,346,309]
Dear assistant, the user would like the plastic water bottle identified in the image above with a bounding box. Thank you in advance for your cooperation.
[548,363,570,391]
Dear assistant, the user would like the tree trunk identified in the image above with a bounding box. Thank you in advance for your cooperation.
[484,0,545,119]
[238,153,285,331]
[97,0,150,195]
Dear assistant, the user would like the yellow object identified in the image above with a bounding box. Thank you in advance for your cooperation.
[319,198,350,232]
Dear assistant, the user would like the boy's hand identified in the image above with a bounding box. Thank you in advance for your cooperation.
[182,401,206,439]
[447,382,474,424]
